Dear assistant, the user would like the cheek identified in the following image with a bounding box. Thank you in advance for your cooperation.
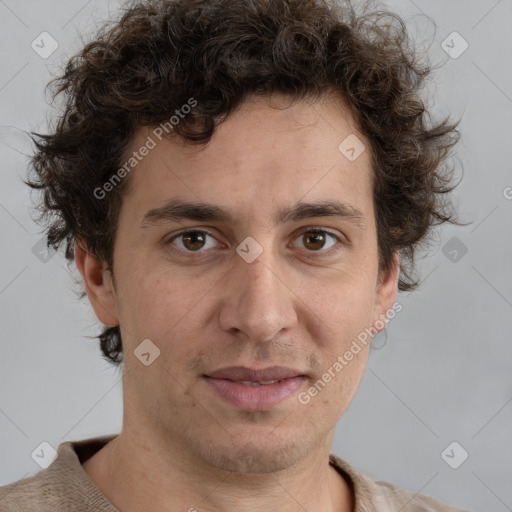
[116,265,189,341]
[304,281,375,402]
[300,349,369,422]
[310,276,377,340]
[119,264,221,368]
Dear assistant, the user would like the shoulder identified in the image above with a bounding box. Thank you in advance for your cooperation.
[0,470,56,512]
[329,454,471,512]
[0,436,118,512]
[369,479,469,512]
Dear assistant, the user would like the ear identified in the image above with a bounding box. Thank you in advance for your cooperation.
[372,251,400,333]
[74,239,119,327]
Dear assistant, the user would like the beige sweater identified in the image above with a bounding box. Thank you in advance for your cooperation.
[0,435,469,511]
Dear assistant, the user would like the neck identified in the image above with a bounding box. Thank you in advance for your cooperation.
[82,429,354,512]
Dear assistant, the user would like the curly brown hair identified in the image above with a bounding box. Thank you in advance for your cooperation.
[26,0,462,367]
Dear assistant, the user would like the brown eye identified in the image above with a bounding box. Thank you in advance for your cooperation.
[303,231,327,250]
[169,230,217,253]
[182,231,206,251]
[292,229,340,254]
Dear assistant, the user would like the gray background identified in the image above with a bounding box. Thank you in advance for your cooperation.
[0,1,511,511]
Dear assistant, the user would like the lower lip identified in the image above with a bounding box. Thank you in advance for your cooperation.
[204,376,305,411]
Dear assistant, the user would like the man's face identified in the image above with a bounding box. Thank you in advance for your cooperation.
[88,93,398,473]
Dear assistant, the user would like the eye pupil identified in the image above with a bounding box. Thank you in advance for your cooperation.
[304,231,325,250]
[183,232,206,251]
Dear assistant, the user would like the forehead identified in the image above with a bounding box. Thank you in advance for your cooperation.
[119,93,374,225]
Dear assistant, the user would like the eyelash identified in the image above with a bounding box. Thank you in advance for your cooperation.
[165,227,346,259]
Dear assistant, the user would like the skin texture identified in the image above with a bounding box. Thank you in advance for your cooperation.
[76,92,399,512]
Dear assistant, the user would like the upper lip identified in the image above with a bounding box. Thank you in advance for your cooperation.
[205,366,305,382]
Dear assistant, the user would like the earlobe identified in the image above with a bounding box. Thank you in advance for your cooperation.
[74,239,119,327]
[372,251,400,333]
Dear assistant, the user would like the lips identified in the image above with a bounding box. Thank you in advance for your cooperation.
[203,366,307,411]
[206,365,304,382]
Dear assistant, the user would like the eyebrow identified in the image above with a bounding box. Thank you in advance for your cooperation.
[141,199,366,229]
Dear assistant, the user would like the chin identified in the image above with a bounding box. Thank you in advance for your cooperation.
[193,429,318,475]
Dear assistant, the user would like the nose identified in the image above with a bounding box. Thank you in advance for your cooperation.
[217,246,298,343]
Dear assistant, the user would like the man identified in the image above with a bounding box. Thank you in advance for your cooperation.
[0,0,468,510]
